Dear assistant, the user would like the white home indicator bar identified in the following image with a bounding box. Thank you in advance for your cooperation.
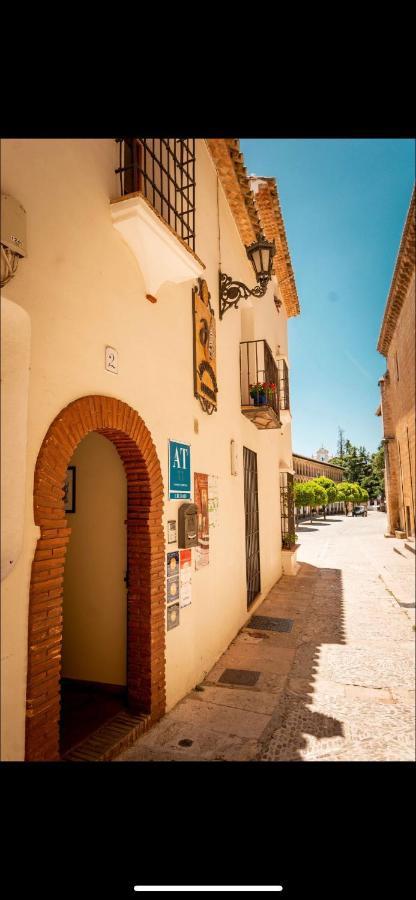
[134,888,283,893]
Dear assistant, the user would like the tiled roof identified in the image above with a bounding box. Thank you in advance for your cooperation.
[292,452,344,470]
[206,139,300,318]
[206,138,261,245]
[251,176,300,318]
[377,186,415,356]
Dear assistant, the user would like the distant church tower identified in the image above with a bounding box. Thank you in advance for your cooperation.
[314,446,330,463]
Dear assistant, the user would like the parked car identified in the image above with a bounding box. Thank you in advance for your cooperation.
[352,506,367,517]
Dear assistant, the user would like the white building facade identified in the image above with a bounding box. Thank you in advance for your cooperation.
[1,138,300,760]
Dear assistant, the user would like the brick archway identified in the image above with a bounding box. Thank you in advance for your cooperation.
[25,395,165,761]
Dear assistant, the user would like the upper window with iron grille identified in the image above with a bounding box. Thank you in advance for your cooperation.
[116,139,196,251]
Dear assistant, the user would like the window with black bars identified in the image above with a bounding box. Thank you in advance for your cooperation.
[278,359,290,410]
[243,447,261,609]
[115,139,196,250]
[280,472,295,548]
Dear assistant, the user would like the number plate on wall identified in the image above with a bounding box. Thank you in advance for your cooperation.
[105,346,118,374]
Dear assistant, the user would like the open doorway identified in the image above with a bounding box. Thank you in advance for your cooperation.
[26,395,166,762]
[60,432,127,754]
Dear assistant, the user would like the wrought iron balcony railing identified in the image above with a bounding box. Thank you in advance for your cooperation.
[240,340,281,429]
[115,138,196,251]
[278,358,290,411]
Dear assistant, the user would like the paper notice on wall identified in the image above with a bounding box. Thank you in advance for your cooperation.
[179,549,192,607]
[208,475,219,528]
[194,473,209,569]
[166,550,180,604]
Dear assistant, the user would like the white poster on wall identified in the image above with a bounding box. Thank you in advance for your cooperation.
[179,549,192,607]
[208,475,219,528]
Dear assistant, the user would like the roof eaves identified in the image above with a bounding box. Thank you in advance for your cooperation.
[377,186,415,356]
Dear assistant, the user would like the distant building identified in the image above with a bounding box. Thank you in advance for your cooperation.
[292,452,345,516]
[313,446,330,463]
[377,186,415,537]
[293,453,344,484]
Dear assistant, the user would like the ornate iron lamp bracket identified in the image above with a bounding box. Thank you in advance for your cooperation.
[219,272,268,319]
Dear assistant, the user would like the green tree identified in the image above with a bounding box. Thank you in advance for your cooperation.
[369,444,385,498]
[336,481,361,516]
[312,482,328,515]
[312,476,337,518]
[328,455,346,470]
[294,481,316,524]
[337,427,346,459]
[330,437,385,502]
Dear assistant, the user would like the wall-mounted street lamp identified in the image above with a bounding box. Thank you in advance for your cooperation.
[219,233,276,319]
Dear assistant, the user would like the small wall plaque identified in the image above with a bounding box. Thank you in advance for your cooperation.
[105,346,118,374]
[167,520,177,544]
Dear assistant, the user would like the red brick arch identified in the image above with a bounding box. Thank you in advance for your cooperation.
[25,395,166,761]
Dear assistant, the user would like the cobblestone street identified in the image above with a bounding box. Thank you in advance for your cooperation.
[117,511,415,762]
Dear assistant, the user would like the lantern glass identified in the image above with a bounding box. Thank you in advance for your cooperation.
[247,234,275,283]
[250,247,263,277]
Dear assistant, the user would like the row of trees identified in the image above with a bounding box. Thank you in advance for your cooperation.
[294,475,369,522]
[329,428,385,499]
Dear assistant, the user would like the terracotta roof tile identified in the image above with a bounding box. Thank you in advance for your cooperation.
[377,186,415,356]
[251,176,300,318]
[207,139,300,318]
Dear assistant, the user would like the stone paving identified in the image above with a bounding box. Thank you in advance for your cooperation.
[116,511,415,762]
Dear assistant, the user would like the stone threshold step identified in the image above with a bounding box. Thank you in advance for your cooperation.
[62,711,150,762]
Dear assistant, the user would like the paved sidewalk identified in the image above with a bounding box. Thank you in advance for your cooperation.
[116,511,415,762]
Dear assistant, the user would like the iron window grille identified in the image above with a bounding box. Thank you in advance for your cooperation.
[278,359,290,411]
[115,138,196,251]
[243,447,261,608]
[240,339,280,420]
[280,472,295,548]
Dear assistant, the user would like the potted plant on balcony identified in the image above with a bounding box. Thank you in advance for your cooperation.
[249,382,267,406]
[249,381,277,407]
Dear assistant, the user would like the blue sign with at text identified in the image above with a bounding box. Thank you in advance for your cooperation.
[168,441,191,500]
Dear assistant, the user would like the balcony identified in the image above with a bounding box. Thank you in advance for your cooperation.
[277,357,291,426]
[240,340,281,429]
[111,139,205,298]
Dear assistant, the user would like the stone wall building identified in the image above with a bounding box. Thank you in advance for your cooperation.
[377,187,415,538]
[1,138,300,760]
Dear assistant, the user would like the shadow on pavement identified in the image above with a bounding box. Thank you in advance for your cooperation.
[257,562,347,761]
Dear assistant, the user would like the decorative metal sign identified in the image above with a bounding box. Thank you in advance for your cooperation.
[192,278,218,415]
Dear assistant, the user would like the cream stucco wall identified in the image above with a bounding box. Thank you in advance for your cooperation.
[1,297,31,581]
[1,138,296,759]
[62,432,127,685]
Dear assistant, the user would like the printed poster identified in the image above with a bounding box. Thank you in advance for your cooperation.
[166,550,180,605]
[208,475,219,528]
[194,473,209,570]
[167,602,180,631]
[179,549,192,608]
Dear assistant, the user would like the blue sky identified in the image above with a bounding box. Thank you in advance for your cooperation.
[240,139,415,458]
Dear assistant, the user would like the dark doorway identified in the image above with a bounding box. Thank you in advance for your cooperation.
[59,432,128,756]
[406,506,411,536]
[243,447,261,608]
[60,680,127,755]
